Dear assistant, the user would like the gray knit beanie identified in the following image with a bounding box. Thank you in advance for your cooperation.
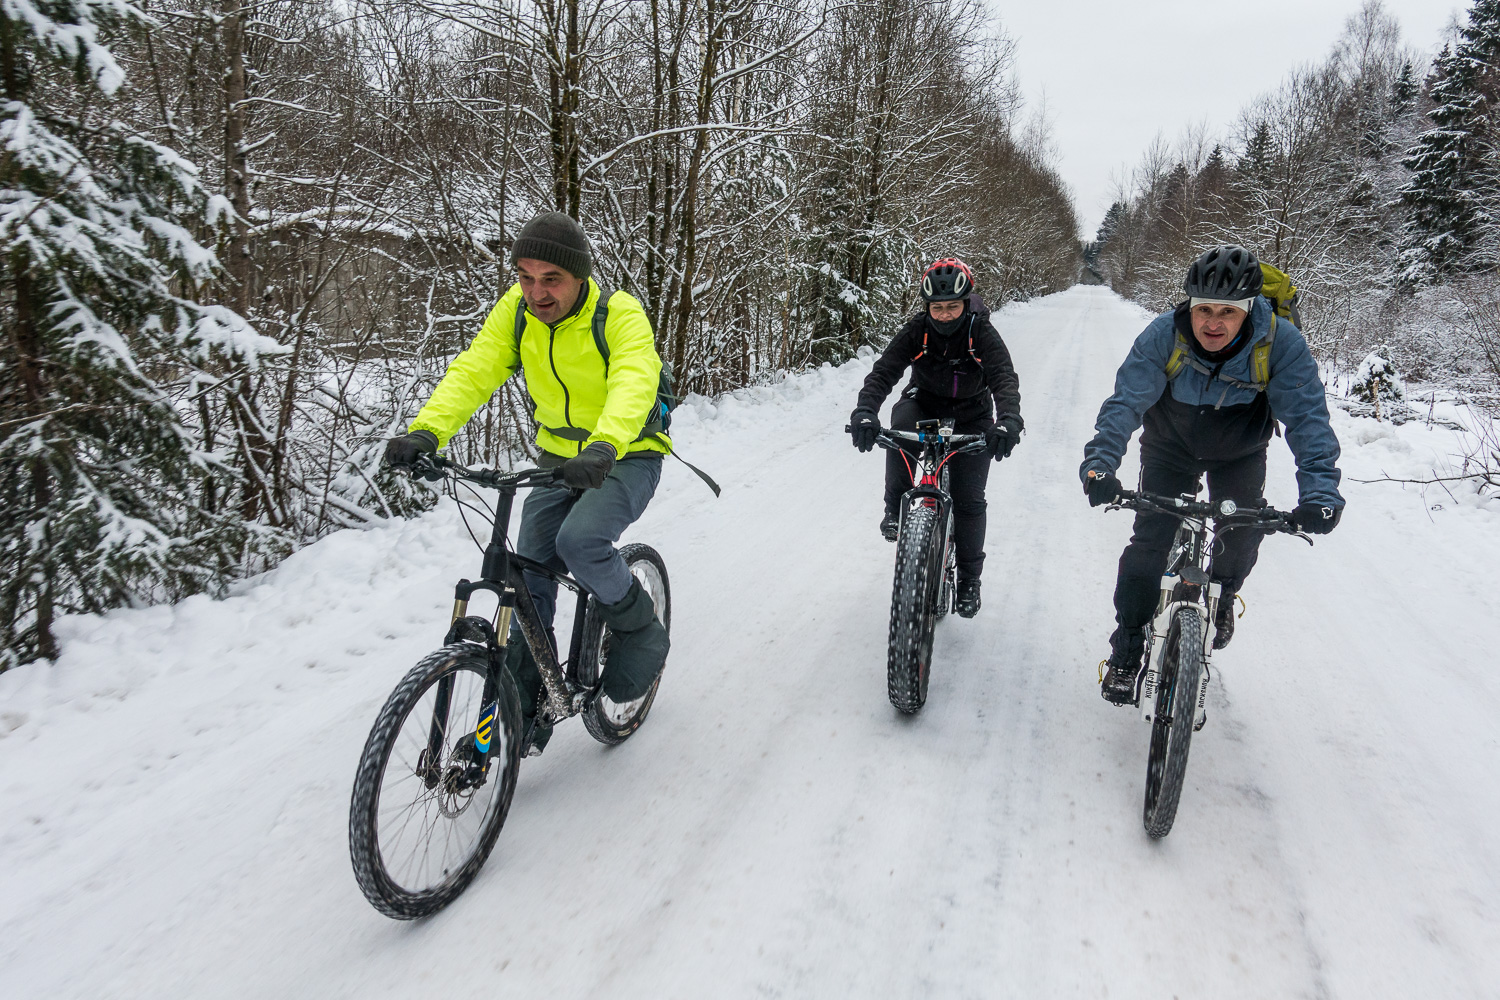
[510,211,592,280]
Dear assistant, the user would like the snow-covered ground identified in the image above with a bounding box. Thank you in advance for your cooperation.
[3,286,1498,999]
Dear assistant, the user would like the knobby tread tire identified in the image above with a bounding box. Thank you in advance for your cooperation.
[580,543,671,745]
[888,505,942,714]
[1143,607,1205,839]
[349,644,522,919]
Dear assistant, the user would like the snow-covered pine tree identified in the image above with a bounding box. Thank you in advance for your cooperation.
[1350,344,1405,421]
[0,0,284,667]
[1397,0,1500,283]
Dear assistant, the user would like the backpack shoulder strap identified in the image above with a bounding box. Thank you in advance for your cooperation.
[513,289,612,368]
[1164,330,1192,381]
[592,288,611,372]
[1251,312,1277,390]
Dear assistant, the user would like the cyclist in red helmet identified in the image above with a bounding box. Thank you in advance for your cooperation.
[848,257,1023,618]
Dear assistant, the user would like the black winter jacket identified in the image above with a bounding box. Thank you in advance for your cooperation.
[856,295,1022,420]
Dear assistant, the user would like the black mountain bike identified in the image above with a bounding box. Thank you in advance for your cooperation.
[1104,488,1309,838]
[348,453,670,919]
[860,419,987,713]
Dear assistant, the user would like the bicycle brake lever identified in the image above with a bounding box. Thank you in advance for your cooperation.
[410,454,446,483]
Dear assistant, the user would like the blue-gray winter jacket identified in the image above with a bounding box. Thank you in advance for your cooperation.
[1080,297,1343,507]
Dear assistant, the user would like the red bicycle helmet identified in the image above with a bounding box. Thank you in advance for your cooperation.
[921,257,975,303]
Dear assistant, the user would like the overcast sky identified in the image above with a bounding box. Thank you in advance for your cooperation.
[988,0,1464,238]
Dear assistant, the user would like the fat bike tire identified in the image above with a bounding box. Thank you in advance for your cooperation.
[349,645,522,919]
[888,504,942,714]
[579,543,672,746]
[1143,606,1205,839]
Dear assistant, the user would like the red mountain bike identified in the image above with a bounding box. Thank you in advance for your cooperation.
[862,418,987,713]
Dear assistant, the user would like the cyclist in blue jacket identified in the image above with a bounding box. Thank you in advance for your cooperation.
[1081,245,1344,705]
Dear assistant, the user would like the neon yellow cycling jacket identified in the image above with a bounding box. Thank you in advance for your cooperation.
[409,279,669,459]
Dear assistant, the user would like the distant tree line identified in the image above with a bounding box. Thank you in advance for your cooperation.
[1086,0,1500,403]
[0,0,1080,667]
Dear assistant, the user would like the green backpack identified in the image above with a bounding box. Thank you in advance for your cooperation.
[1164,262,1299,393]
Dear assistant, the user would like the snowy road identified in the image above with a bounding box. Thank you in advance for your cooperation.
[3,286,1498,999]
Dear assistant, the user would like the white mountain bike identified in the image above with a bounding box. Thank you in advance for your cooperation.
[1105,489,1310,838]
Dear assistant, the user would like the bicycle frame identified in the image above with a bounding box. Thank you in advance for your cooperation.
[1136,514,1221,726]
[413,456,602,775]
[885,418,986,532]
[1111,489,1310,724]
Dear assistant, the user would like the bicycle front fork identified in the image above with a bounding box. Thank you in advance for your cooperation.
[1139,577,1219,727]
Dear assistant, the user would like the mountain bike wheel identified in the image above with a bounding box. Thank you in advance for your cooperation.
[1142,606,1205,838]
[888,504,942,713]
[579,543,671,745]
[349,645,522,918]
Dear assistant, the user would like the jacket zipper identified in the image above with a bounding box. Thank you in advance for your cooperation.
[546,323,579,453]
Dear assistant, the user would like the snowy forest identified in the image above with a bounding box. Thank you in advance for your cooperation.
[0,0,1080,668]
[1087,1,1500,412]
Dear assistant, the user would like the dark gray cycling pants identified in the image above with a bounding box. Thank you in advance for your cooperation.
[515,454,663,632]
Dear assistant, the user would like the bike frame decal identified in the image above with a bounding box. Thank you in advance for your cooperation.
[473,701,497,754]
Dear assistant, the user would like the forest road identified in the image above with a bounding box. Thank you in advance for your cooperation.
[2,286,1497,999]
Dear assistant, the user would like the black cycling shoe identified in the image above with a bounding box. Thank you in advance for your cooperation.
[955,578,981,618]
[879,510,900,542]
[1213,593,1236,650]
[1100,624,1149,706]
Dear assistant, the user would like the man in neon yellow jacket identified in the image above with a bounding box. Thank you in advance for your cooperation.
[385,212,669,746]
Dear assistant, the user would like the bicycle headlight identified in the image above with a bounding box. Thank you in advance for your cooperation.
[1218,500,1238,516]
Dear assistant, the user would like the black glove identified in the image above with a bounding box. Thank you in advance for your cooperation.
[1289,501,1342,534]
[384,430,438,469]
[988,415,1023,461]
[561,441,617,490]
[1085,470,1121,507]
[849,408,880,453]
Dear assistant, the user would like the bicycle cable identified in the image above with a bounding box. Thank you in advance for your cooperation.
[448,478,492,556]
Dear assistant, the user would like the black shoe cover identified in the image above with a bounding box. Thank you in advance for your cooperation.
[879,510,900,542]
[1101,624,1148,706]
[597,580,669,702]
[1213,593,1236,650]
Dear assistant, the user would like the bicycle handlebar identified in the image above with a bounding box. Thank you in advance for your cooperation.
[408,452,564,490]
[843,423,991,454]
[1110,488,1312,544]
